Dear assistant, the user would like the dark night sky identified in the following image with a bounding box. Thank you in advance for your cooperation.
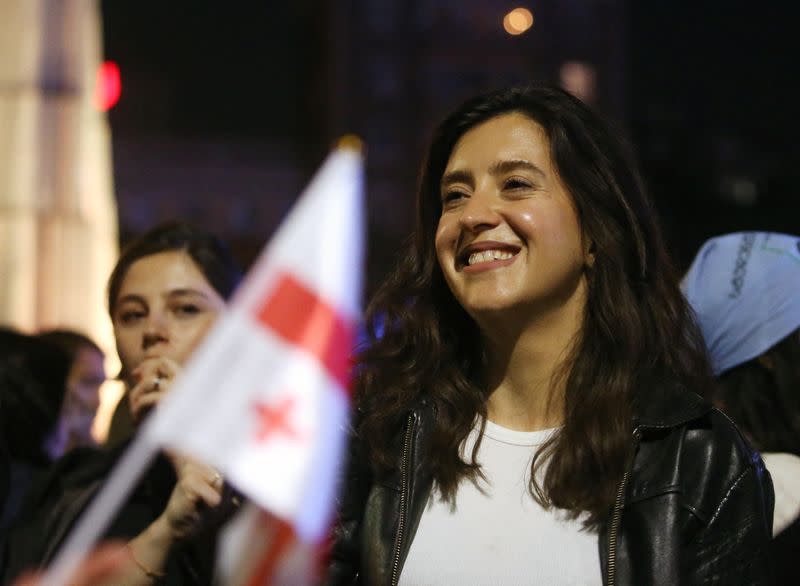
[101,1,326,143]
[629,0,800,265]
[99,1,799,274]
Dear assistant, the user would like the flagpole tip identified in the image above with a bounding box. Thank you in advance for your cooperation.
[336,134,364,154]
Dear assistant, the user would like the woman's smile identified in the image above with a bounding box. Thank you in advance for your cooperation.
[458,240,522,273]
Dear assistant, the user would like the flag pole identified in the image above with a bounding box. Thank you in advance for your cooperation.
[42,138,365,585]
[40,436,160,586]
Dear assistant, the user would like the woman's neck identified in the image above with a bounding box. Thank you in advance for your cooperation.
[480,300,583,432]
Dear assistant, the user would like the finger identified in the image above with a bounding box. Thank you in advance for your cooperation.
[131,392,166,412]
[179,476,223,509]
[142,356,180,382]
[153,356,181,379]
[129,389,166,423]
[194,482,223,508]
[180,464,225,498]
[127,371,160,402]
[128,377,164,402]
[132,356,179,385]
[210,471,224,491]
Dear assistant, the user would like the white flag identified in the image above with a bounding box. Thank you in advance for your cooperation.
[145,141,364,542]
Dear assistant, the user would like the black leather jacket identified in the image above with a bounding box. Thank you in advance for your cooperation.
[327,383,774,585]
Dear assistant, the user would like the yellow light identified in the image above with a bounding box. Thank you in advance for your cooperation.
[92,379,125,442]
[503,7,534,36]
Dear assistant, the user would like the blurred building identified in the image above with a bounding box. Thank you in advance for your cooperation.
[0,0,117,360]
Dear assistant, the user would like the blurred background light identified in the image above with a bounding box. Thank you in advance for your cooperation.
[503,7,534,35]
[94,60,121,111]
[559,61,596,105]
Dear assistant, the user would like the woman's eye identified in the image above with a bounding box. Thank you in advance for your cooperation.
[504,177,533,190]
[441,190,466,204]
[174,304,201,317]
[118,311,144,324]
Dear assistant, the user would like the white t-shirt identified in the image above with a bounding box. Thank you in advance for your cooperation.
[761,452,800,536]
[399,419,602,585]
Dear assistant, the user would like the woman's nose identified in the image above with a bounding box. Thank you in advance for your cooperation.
[142,313,168,349]
[459,191,501,232]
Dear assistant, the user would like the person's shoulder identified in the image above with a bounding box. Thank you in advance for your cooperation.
[678,408,767,514]
[670,406,759,470]
[633,378,712,429]
[51,443,125,486]
[693,407,757,460]
[634,403,765,512]
[20,442,126,512]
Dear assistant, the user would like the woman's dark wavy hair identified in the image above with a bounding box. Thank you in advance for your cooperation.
[715,328,800,456]
[355,85,713,527]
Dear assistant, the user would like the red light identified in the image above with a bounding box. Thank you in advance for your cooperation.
[94,61,121,111]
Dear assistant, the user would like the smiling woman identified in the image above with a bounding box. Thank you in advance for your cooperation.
[435,112,588,351]
[326,86,774,585]
[3,223,243,585]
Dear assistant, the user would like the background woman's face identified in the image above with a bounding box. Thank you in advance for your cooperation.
[63,345,105,432]
[111,250,225,385]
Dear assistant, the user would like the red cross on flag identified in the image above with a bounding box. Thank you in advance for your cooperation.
[144,140,364,543]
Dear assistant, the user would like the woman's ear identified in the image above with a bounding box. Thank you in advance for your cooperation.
[584,238,596,269]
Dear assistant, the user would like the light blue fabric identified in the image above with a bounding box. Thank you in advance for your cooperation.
[682,232,800,375]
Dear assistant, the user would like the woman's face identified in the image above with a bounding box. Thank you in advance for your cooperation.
[112,250,225,386]
[63,345,105,425]
[434,112,590,326]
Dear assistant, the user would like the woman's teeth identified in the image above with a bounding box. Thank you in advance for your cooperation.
[467,250,515,266]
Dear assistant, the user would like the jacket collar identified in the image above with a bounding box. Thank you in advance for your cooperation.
[632,379,712,430]
[412,380,712,430]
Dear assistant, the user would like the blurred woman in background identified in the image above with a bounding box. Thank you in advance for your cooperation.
[3,222,242,585]
[37,329,106,458]
[0,327,71,533]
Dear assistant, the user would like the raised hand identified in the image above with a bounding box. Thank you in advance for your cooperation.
[128,356,181,424]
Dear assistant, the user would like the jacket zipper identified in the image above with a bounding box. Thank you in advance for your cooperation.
[390,413,416,586]
[606,428,641,586]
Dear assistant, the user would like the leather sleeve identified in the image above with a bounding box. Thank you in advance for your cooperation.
[324,420,372,586]
[685,416,776,585]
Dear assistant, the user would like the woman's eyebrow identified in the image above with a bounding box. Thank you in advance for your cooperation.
[440,169,473,189]
[166,288,213,300]
[115,294,146,306]
[489,159,546,178]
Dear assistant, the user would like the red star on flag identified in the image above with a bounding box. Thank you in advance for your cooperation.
[252,396,304,444]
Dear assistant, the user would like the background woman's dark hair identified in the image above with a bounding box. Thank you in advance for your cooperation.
[107,221,242,314]
[715,328,800,456]
[37,329,102,364]
[0,327,72,464]
[356,85,713,527]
